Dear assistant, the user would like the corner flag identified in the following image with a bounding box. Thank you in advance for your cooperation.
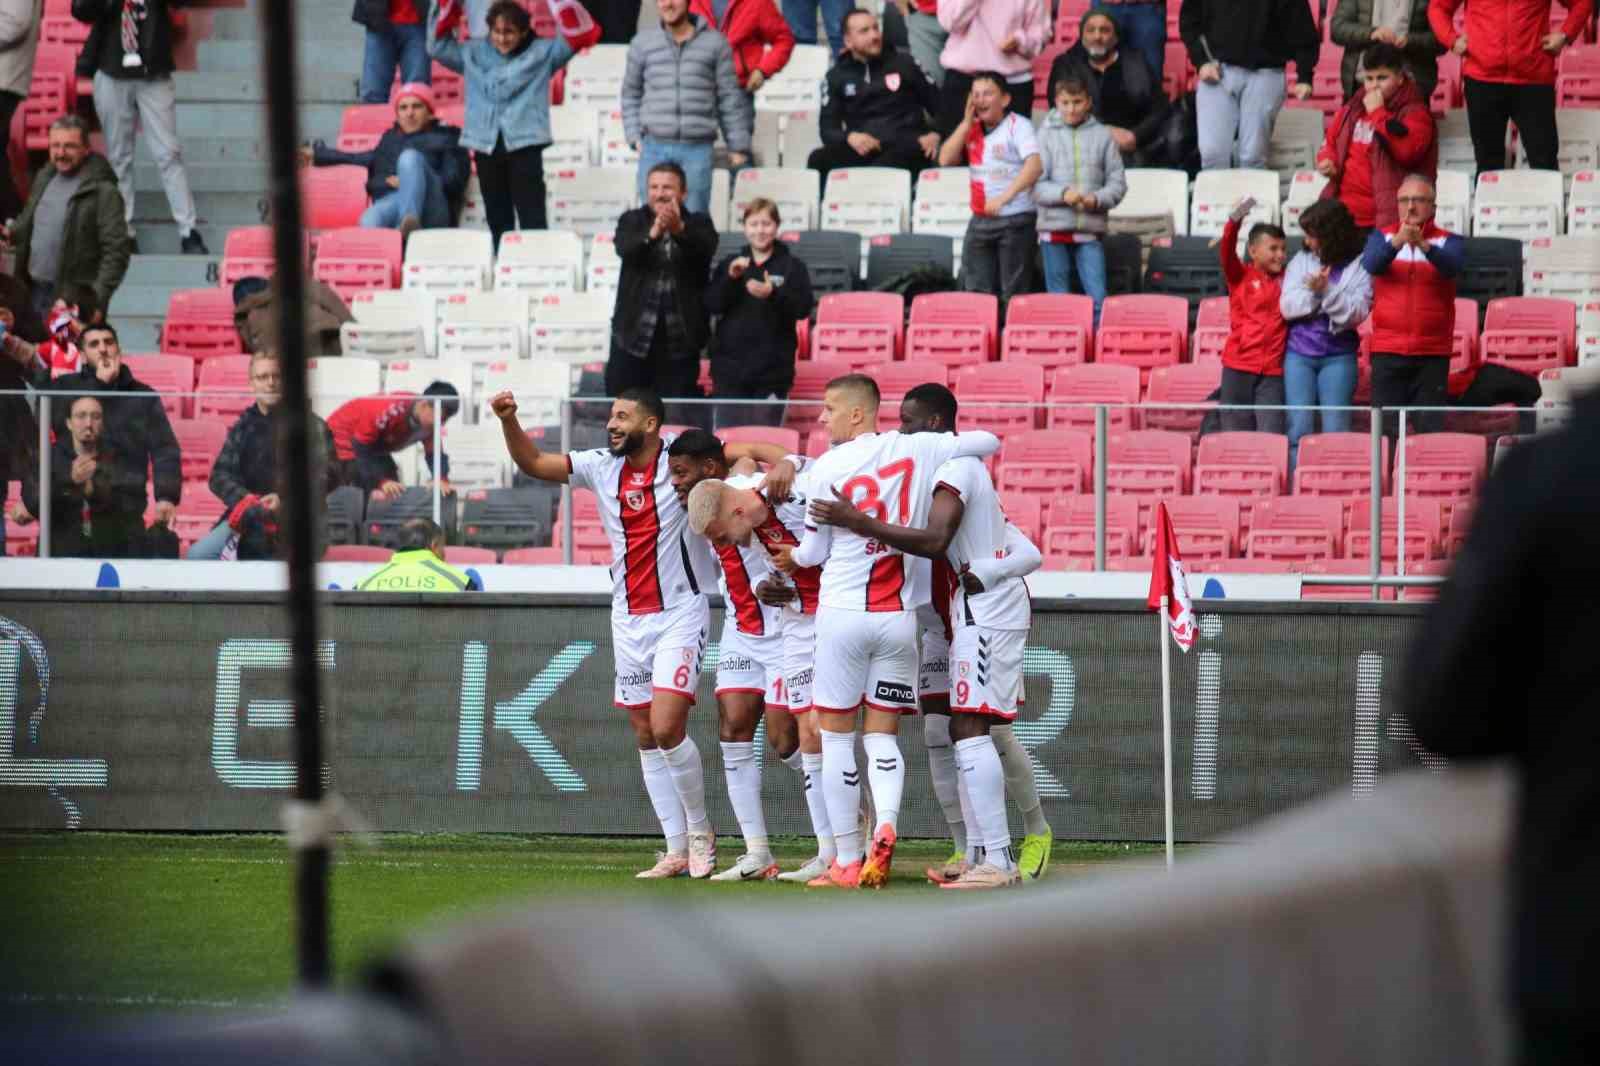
[1147,502,1196,652]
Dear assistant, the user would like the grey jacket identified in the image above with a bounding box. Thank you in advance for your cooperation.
[1033,111,1126,235]
[621,15,752,152]
[0,0,42,97]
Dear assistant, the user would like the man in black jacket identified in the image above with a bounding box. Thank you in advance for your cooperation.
[352,0,431,105]
[807,10,941,189]
[302,83,469,233]
[1049,8,1172,167]
[23,394,156,558]
[607,161,718,424]
[73,0,207,254]
[1404,390,1600,1064]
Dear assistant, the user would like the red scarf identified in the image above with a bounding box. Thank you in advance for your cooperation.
[966,119,988,214]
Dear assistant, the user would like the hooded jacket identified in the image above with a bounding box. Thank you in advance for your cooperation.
[233,278,353,357]
[312,121,470,213]
[706,239,814,399]
[1180,0,1320,82]
[1033,111,1127,235]
[1048,40,1170,158]
[48,361,183,504]
[12,154,132,310]
[818,43,940,148]
[1316,78,1438,229]
[689,0,795,84]
[1428,0,1593,86]
[620,14,752,151]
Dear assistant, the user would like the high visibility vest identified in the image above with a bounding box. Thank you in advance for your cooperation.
[354,548,477,592]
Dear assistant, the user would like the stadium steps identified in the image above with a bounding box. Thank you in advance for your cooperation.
[130,224,233,257]
[176,102,345,140]
[135,189,269,227]
[136,134,272,166]
[123,254,224,288]
[204,6,367,45]
[196,40,372,74]
[133,161,284,195]
[175,70,363,106]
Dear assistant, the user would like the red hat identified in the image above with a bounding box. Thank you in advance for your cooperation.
[393,82,436,114]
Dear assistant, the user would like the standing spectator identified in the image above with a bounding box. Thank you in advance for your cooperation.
[22,395,158,558]
[935,0,1050,138]
[891,0,947,87]
[355,518,481,591]
[1218,200,1290,433]
[1330,0,1444,103]
[1361,172,1464,435]
[621,0,752,215]
[1048,8,1172,166]
[1034,75,1126,325]
[691,0,795,133]
[1098,0,1168,88]
[706,198,814,428]
[301,83,470,236]
[73,0,208,254]
[0,283,101,378]
[593,0,644,44]
[7,116,131,318]
[781,0,851,55]
[351,0,431,105]
[1429,0,1592,173]
[938,73,1042,306]
[232,275,353,358]
[1180,0,1319,170]
[0,295,41,541]
[0,0,42,222]
[429,0,601,250]
[1279,199,1373,471]
[327,383,460,499]
[808,10,942,188]
[607,162,719,415]
[1316,42,1437,236]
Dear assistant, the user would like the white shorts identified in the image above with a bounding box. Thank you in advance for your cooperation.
[949,625,1026,720]
[919,624,950,700]
[716,619,784,705]
[782,610,817,714]
[812,606,919,715]
[612,595,710,710]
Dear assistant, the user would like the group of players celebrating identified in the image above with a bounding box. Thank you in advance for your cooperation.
[490,373,1053,890]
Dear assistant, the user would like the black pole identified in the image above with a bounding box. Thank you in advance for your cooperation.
[258,0,330,985]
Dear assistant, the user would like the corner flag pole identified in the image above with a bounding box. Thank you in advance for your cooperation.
[1159,594,1175,871]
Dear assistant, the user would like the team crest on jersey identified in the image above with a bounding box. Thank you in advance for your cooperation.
[625,490,645,510]
[958,661,969,677]
[763,525,786,542]
[885,72,901,91]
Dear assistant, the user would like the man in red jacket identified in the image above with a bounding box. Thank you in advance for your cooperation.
[1360,173,1466,436]
[1429,0,1593,172]
[1219,200,1289,433]
[1316,42,1438,234]
[691,0,795,106]
[327,382,460,499]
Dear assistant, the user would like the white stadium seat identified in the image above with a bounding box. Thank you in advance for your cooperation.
[1190,168,1279,238]
[563,44,628,109]
[479,359,574,428]
[383,357,474,417]
[529,291,613,364]
[439,420,512,490]
[709,167,731,231]
[1112,168,1189,237]
[344,289,433,359]
[1281,169,1329,237]
[494,229,585,295]
[1577,300,1600,366]
[732,167,821,230]
[1436,108,1479,175]
[752,109,783,168]
[1567,169,1600,233]
[599,108,640,169]
[586,233,622,299]
[458,174,487,231]
[753,45,828,112]
[1523,236,1600,302]
[1517,108,1600,190]
[402,228,494,293]
[307,356,381,418]
[437,290,529,361]
[1435,169,1473,234]
[544,105,598,172]
[547,166,637,238]
[912,166,970,271]
[1267,108,1325,196]
[778,109,822,168]
[1473,168,1563,238]
[822,166,912,252]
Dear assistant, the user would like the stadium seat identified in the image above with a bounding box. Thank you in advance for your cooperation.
[1523,236,1600,303]
[1267,111,1326,196]
[1096,294,1187,384]
[175,495,228,555]
[220,226,292,288]
[598,109,642,170]
[528,291,613,364]
[553,492,609,557]
[171,418,227,485]
[775,110,823,171]
[1194,431,1288,534]
[458,483,554,553]
[366,487,458,547]
[437,290,529,360]
[543,105,598,171]
[754,44,829,111]
[562,44,629,108]
[307,357,382,419]
[1143,237,1227,309]
[751,109,783,168]
[1191,296,1230,365]
[1432,51,1464,112]
[1281,42,1345,113]
[1042,494,1139,562]
[1293,431,1388,499]
[788,230,862,294]
[383,358,473,414]
[1298,559,1396,600]
[343,289,432,361]
[1152,494,1242,560]
[718,426,803,454]
[336,104,395,152]
[732,167,821,230]
[811,293,903,368]
[18,45,74,151]
[1479,296,1575,374]
[195,356,256,420]
[478,359,570,428]
[300,165,369,231]
[1045,363,1141,431]
[952,363,1043,433]
[1451,297,1482,373]
[162,289,243,359]
[1400,433,1487,505]
[1281,169,1329,236]
[1472,169,1564,239]
[39,14,91,49]
[315,227,403,300]
[1142,362,1221,434]
[442,546,497,565]
[1001,293,1093,368]
[1112,169,1189,238]
[122,354,195,421]
[867,234,955,289]
[997,491,1045,543]
[1030,41,1070,111]
[1054,0,1091,44]
[1445,499,1475,556]
[503,547,566,564]
[875,360,951,398]
[403,228,494,292]
[5,480,37,556]
[322,485,366,547]
[1557,42,1600,106]
[1246,496,1344,561]
[821,167,912,244]
[546,166,637,237]
[1517,108,1600,190]
[1435,168,1473,234]
[1457,237,1524,305]
[1105,429,1192,535]
[325,543,392,562]
[995,429,1092,496]
[905,292,996,368]
[785,358,855,431]
[1436,109,1479,176]
[1346,496,1444,563]
[912,167,972,251]
[1190,169,1279,241]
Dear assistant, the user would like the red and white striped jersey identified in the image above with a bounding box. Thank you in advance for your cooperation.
[727,470,822,619]
[792,430,1000,612]
[567,439,716,618]
[934,455,1032,631]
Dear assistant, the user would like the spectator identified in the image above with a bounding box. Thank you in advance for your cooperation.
[808,10,942,187]
[593,0,644,45]
[20,395,162,558]
[189,350,338,561]
[1429,0,1590,173]
[0,0,42,221]
[938,72,1042,306]
[354,517,481,591]
[621,0,752,215]
[608,161,719,414]
[691,0,795,134]
[1316,42,1438,235]
[351,0,431,105]
[72,0,207,254]
[1330,0,1444,103]
[1361,172,1464,435]
[935,0,1050,138]
[1034,75,1126,325]
[429,0,600,250]
[7,116,132,318]
[1180,0,1319,170]
[1098,0,1167,88]
[0,283,101,379]
[327,382,460,499]
[1278,198,1373,471]
[1218,200,1290,433]
[890,0,947,87]
[706,198,815,428]
[301,83,469,237]
[0,297,40,541]
[781,0,851,54]
[1048,9,1170,166]
[232,275,354,358]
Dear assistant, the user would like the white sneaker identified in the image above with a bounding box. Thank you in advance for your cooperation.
[687,829,717,878]
[636,851,689,879]
[709,851,780,882]
[776,854,830,883]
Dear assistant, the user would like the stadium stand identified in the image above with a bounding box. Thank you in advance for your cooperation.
[1001,293,1093,368]
[905,292,997,368]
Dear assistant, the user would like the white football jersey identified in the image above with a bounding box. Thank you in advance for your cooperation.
[726,468,822,617]
[567,438,716,618]
[794,430,1000,612]
[934,455,1032,631]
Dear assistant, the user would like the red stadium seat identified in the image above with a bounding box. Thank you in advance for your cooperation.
[1282,43,1345,113]
[1246,496,1345,561]
[905,292,998,368]
[162,289,243,359]
[1001,293,1093,369]
[196,356,255,420]
[1194,431,1289,535]
[19,45,75,150]
[325,544,392,562]
[718,426,802,453]
[171,418,228,485]
[5,480,38,556]
[1300,559,1396,601]
[952,363,1043,433]
[121,354,195,421]
[1163,41,1195,99]
[1042,494,1138,562]
[1399,559,1452,601]
[1142,362,1221,434]
[1188,557,1296,575]
[337,104,396,153]
[784,358,855,431]
[1557,43,1600,107]
[1045,363,1141,431]
[1445,499,1475,556]
[874,360,951,399]
[444,546,498,565]
[804,430,831,457]
[995,428,1091,496]
[810,293,902,368]
[1191,296,1229,365]
[1452,297,1481,373]
[1031,42,1070,110]
[996,491,1044,543]
[1096,294,1187,385]
[1054,0,1091,44]
[1293,431,1389,499]
[175,495,228,553]
[301,165,370,231]
[40,16,91,48]
[1400,432,1487,508]
[503,547,566,564]
[315,227,404,297]
[220,226,299,288]
[1346,496,1444,563]
[1150,494,1241,560]
[1106,430,1192,537]
[1479,296,1574,374]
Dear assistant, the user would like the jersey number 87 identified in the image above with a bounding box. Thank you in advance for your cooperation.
[838,458,915,522]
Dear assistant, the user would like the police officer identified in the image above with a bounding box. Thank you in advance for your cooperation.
[355,518,481,592]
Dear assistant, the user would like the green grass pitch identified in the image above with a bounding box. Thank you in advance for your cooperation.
[0,832,1161,1015]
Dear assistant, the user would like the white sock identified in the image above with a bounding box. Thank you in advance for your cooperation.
[956,752,979,865]
[820,729,863,864]
[993,724,1050,837]
[957,735,1014,872]
[720,740,769,855]
[781,747,804,772]
[924,714,966,853]
[800,751,836,862]
[639,747,687,854]
[662,737,710,834]
[861,732,904,835]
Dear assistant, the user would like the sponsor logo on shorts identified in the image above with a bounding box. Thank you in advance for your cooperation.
[618,670,652,687]
[719,654,757,672]
[873,680,915,704]
[788,666,813,688]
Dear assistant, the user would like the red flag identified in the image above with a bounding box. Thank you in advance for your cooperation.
[549,0,603,50]
[1147,502,1196,652]
[434,0,463,40]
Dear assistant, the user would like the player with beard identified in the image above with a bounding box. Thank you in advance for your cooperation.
[808,383,1052,887]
